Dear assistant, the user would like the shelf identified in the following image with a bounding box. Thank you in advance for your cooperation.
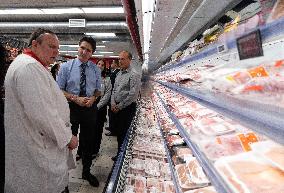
[152,100,183,193]
[155,91,233,193]
[155,80,284,145]
[155,17,284,73]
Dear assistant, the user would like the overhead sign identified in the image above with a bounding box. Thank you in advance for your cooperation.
[69,19,86,28]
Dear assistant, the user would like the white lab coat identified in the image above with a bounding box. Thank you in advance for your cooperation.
[4,54,74,193]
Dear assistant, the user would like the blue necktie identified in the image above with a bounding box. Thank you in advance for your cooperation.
[79,63,87,97]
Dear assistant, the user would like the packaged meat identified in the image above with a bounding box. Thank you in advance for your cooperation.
[160,163,172,180]
[190,108,218,120]
[195,116,235,136]
[174,146,193,162]
[134,176,146,193]
[251,140,284,171]
[130,158,145,175]
[124,185,135,193]
[186,157,210,184]
[179,117,194,130]
[215,152,284,193]
[164,181,175,193]
[184,186,217,193]
[200,132,262,160]
[166,135,185,146]
[144,159,160,177]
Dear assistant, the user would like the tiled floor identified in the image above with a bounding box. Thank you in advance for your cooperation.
[68,127,117,193]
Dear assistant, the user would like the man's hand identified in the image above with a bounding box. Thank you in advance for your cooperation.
[85,96,96,107]
[68,135,78,150]
[111,104,120,113]
[75,97,88,107]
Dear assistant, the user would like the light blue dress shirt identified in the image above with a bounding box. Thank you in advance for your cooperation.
[57,58,101,97]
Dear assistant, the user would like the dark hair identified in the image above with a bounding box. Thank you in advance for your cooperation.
[50,63,60,80]
[28,28,56,47]
[97,59,105,66]
[101,69,107,78]
[79,36,96,53]
[112,59,119,64]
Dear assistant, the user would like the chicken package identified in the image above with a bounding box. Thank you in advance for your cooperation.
[186,157,210,185]
[166,135,185,146]
[190,108,219,120]
[124,185,135,193]
[215,152,284,193]
[160,163,172,180]
[134,176,147,193]
[146,178,164,192]
[130,158,145,175]
[195,116,235,136]
[179,117,194,131]
[200,132,261,160]
[251,140,284,171]
[174,146,193,162]
[144,159,161,177]
[164,181,176,193]
[184,186,217,193]
[175,163,208,191]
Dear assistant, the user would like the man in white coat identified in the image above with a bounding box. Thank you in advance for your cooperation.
[4,28,78,193]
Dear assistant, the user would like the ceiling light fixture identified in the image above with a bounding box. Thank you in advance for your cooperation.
[82,7,124,14]
[60,45,79,47]
[0,9,44,14]
[85,33,116,37]
[96,51,114,54]
[42,8,83,14]
[92,54,104,57]
[109,56,119,58]
[59,51,77,53]
[96,45,106,48]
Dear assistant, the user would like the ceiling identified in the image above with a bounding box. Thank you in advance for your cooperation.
[0,0,135,59]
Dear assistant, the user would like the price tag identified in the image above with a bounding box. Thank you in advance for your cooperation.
[237,29,263,60]
[217,44,228,53]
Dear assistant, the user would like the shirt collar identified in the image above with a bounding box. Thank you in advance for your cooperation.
[121,66,131,74]
[23,48,48,69]
[76,58,90,67]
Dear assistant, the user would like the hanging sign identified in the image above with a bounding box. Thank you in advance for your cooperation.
[237,29,263,60]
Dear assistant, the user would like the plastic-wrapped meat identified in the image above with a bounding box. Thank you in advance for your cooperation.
[175,164,193,190]
[164,181,175,193]
[178,117,193,130]
[184,186,217,193]
[130,158,145,175]
[167,135,184,146]
[146,178,164,192]
[160,163,172,180]
[190,108,218,120]
[145,159,160,177]
[124,185,135,193]
[175,146,193,161]
[215,153,284,193]
[134,176,146,193]
[186,158,209,184]
[196,116,235,136]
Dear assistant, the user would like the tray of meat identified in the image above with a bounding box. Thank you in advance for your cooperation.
[146,178,164,192]
[215,152,284,193]
[178,117,194,130]
[251,140,284,171]
[184,186,217,193]
[144,159,161,177]
[186,157,210,185]
[195,116,235,136]
[174,146,193,162]
[130,158,145,175]
[134,176,147,193]
[190,108,219,120]
[200,132,262,160]
[160,163,172,180]
[166,135,185,146]
[164,181,176,193]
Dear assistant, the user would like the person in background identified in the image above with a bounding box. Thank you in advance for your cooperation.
[93,59,112,157]
[57,36,101,187]
[4,28,78,193]
[105,59,120,136]
[111,51,141,161]
[0,43,8,193]
[50,61,61,80]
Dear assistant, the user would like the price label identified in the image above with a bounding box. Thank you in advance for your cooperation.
[217,44,228,53]
[237,29,263,60]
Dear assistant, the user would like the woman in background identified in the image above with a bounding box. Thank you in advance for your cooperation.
[93,60,112,157]
[0,43,8,192]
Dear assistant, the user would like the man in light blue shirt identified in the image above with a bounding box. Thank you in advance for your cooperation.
[57,36,101,188]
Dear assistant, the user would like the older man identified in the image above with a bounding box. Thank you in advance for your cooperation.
[4,28,78,193]
[111,51,141,161]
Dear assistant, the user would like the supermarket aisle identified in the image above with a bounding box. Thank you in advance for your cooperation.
[68,127,117,193]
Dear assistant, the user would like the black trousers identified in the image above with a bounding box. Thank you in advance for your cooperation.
[69,102,97,174]
[0,104,4,193]
[107,103,116,133]
[93,105,107,154]
[114,102,136,153]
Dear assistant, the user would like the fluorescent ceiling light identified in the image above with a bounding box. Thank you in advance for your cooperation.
[96,51,114,54]
[82,7,124,14]
[42,8,83,14]
[85,33,116,37]
[0,9,44,14]
[92,54,104,57]
[60,45,79,47]
[109,55,119,58]
[59,51,77,53]
[96,45,106,48]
